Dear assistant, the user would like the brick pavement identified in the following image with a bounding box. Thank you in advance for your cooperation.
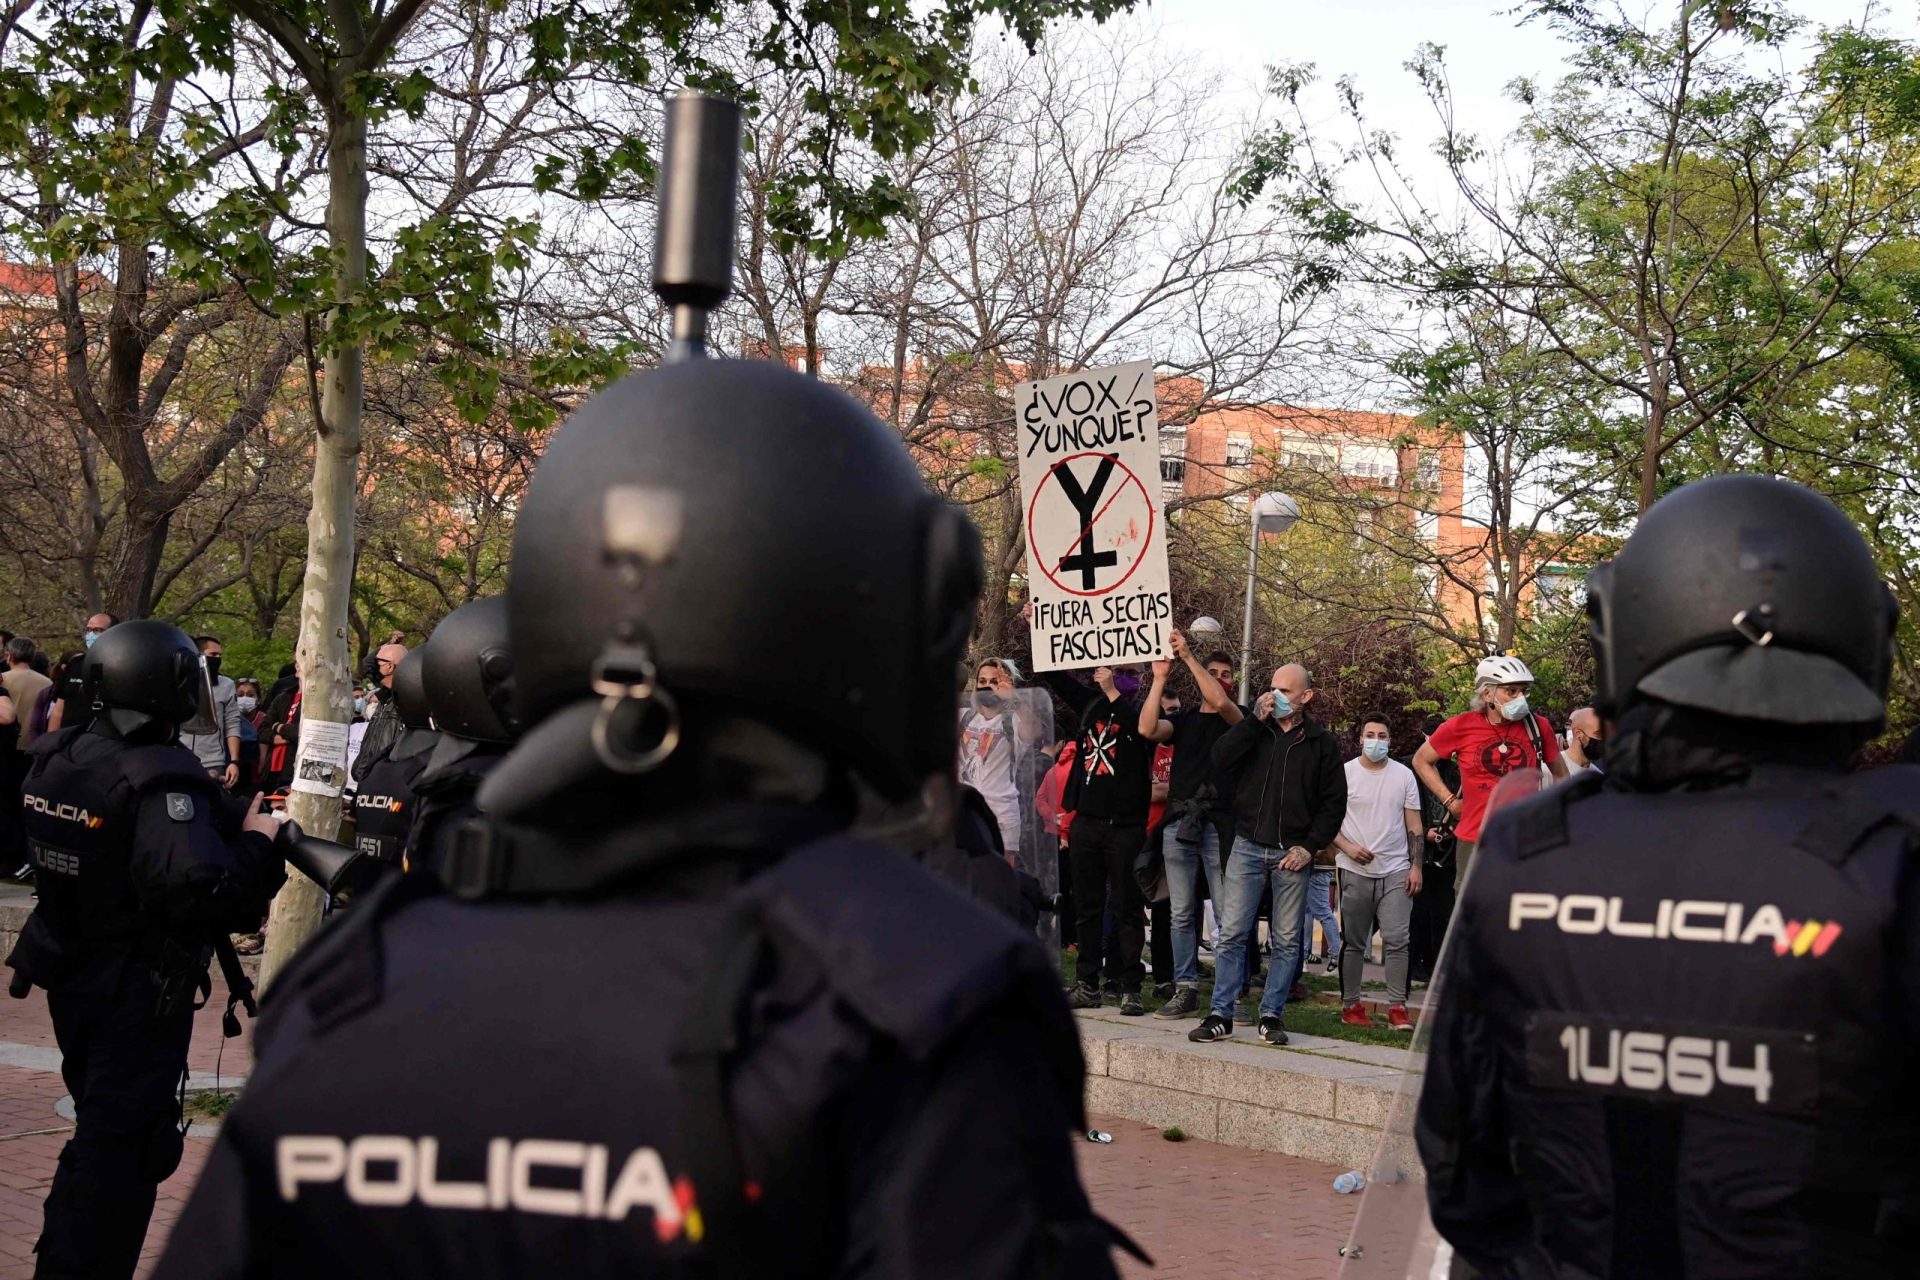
[1,985,1359,1278]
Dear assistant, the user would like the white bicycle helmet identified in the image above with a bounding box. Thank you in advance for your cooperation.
[1474,654,1536,687]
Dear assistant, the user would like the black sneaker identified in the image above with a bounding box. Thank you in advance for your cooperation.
[1118,991,1145,1016]
[1154,988,1201,1019]
[1066,985,1102,1010]
[1152,981,1176,1001]
[1188,1013,1233,1042]
[1258,1016,1289,1046]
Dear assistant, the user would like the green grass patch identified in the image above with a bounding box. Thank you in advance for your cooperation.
[1280,1002,1412,1047]
[1059,949,1417,1048]
[1162,1126,1187,1142]
[185,1089,239,1121]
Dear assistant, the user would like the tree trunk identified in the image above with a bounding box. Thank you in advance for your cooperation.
[259,104,368,992]
[105,500,173,620]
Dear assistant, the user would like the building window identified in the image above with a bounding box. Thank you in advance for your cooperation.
[1160,457,1187,485]
[1340,443,1398,483]
[1225,434,1253,469]
[1416,451,1440,491]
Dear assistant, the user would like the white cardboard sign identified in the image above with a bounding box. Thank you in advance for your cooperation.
[1015,360,1172,672]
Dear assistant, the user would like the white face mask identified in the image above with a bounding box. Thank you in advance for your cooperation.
[236,696,257,714]
[1500,693,1532,722]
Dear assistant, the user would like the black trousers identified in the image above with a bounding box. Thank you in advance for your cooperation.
[1069,816,1145,995]
[40,956,196,1280]
[1409,853,1458,982]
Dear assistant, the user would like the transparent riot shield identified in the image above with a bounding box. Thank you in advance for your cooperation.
[956,687,1056,938]
[1337,768,1549,1278]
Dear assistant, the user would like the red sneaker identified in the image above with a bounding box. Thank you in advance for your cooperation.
[1340,1001,1372,1028]
[1388,1005,1414,1032]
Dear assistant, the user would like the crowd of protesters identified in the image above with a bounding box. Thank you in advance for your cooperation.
[967,622,1794,1046]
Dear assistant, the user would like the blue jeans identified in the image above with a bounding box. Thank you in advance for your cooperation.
[1210,840,1310,1022]
[1306,868,1341,959]
[1164,823,1225,989]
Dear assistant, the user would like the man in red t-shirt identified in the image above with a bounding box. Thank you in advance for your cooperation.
[1413,655,1568,891]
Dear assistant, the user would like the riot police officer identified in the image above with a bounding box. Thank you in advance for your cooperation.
[153,94,1124,1280]
[4,620,284,1280]
[403,595,515,879]
[1416,474,1919,1278]
[347,651,437,866]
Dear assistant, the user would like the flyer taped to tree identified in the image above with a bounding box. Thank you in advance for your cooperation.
[1015,360,1172,672]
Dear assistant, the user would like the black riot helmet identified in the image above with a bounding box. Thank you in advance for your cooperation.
[392,650,433,731]
[420,597,516,744]
[507,358,983,803]
[1587,474,1897,727]
[81,619,216,737]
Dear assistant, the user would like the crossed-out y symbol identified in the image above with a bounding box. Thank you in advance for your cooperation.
[1054,455,1119,590]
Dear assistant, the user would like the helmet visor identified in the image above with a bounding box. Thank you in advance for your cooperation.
[179,654,220,736]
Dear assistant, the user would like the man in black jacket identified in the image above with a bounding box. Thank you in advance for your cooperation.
[1190,663,1345,1045]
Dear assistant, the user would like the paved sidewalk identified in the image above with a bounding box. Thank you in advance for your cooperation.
[1,981,1358,1278]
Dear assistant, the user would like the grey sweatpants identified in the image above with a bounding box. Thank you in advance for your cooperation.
[1339,868,1412,1005]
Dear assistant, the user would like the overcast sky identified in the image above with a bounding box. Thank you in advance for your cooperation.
[1139,0,1905,198]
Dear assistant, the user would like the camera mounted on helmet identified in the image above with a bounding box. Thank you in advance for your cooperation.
[483,91,983,834]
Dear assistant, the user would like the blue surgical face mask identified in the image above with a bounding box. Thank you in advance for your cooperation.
[1362,739,1390,763]
[1269,689,1294,719]
[353,697,366,717]
[83,631,99,649]
[1501,693,1532,722]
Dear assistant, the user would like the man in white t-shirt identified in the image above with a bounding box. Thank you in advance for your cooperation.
[1329,714,1424,1031]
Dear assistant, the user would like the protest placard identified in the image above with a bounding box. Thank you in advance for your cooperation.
[1015,360,1172,672]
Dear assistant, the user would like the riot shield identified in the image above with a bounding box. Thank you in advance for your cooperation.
[1336,768,1550,1277]
[956,687,1056,933]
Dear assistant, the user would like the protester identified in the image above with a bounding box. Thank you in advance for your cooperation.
[46,612,115,731]
[350,637,408,782]
[1033,738,1079,947]
[232,681,262,791]
[1040,659,1157,1015]
[262,661,302,793]
[1192,663,1346,1045]
[3,637,51,752]
[1562,705,1605,774]
[1413,655,1567,893]
[1331,715,1423,1030]
[1142,632,1242,1020]
[0,678,19,877]
[958,658,1046,860]
[1144,709,1177,997]
[177,635,242,788]
[1405,713,1459,984]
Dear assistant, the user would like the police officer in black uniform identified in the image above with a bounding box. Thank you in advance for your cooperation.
[403,595,515,879]
[1416,474,1919,1278]
[4,620,285,1280]
[347,652,437,871]
[153,94,1125,1280]
[347,651,437,866]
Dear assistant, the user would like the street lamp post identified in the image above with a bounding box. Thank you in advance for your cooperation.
[1238,492,1300,704]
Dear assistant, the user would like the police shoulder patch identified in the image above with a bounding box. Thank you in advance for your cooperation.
[165,793,196,822]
